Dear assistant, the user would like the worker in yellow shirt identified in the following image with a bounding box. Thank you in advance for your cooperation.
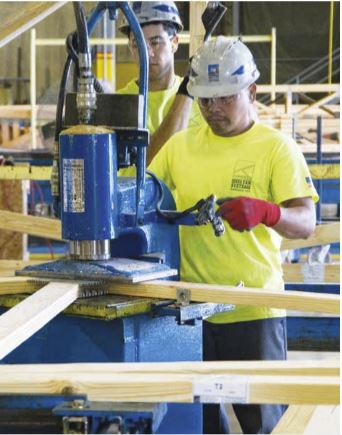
[118,1,203,168]
[149,37,318,434]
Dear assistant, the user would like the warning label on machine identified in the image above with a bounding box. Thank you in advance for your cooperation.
[63,159,85,213]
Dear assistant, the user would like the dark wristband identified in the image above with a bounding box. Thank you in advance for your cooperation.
[177,75,193,99]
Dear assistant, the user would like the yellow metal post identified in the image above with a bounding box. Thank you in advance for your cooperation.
[270,27,276,102]
[30,28,37,149]
[328,1,334,85]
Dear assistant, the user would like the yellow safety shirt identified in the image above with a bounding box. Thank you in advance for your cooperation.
[149,122,319,324]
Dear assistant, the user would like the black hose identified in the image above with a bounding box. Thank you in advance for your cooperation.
[54,23,106,140]
[66,32,79,66]
[54,30,79,140]
[72,2,89,55]
[54,55,72,141]
[65,30,104,94]
[146,170,204,222]
[54,2,108,140]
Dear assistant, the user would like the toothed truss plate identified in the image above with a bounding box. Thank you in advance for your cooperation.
[16,258,177,283]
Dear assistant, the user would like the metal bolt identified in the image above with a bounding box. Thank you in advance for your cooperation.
[72,399,85,409]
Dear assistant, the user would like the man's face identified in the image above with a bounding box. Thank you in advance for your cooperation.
[198,84,256,137]
[129,23,178,81]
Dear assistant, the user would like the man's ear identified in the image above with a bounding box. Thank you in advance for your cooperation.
[171,34,179,53]
[249,83,257,102]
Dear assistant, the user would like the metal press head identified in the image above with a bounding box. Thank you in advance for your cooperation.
[69,240,111,261]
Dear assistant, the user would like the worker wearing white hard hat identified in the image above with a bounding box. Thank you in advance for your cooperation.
[117,1,204,173]
[188,38,260,98]
[150,36,318,434]
[119,1,184,35]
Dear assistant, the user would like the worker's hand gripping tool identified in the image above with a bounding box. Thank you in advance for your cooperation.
[195,194,225,237]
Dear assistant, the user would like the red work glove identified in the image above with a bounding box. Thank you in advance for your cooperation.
[217,197,281,232]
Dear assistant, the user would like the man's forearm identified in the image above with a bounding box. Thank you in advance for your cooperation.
[274,203,316,239]
[146,95,193,165]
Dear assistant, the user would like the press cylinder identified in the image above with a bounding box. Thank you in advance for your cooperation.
[59,125,118,260]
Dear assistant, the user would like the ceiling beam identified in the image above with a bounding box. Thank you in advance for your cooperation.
[0,2,67,49]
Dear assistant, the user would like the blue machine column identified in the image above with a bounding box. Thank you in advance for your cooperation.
[59,126,118,260]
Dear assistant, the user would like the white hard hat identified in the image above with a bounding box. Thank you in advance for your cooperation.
[119,1,183,35]
[187,36,260,98]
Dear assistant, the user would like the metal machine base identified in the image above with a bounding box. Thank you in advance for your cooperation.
[16,258,177,283]
[0,395,166,434]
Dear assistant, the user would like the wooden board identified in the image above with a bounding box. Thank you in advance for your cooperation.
[0,2,67,48]
[0,106,31,119]
[272,405,317,433]
[3,360,336,377]
[303,405,340,434]
[0,277,339,314]
[298,143,340,154]
[298,92,339,116]
[1,132,31,150]
[0,277,45,295]
[0,105,56,120]
[308,164,340,180]
[281,222,340,251]
[0,181,27,259]
[0,210,62,240]
[0,260,47,277]
[105,280,340,315]
[0,366,338,404]
[0,281,79,360]
[283,263,340,284]
[0,165,52,181]
[1,208,338,252]
[257,84,339,94]
[0,123,10,144]
[257,104,340,117]
[272,405,340,434]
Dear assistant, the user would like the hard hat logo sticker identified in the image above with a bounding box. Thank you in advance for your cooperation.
[208,64,220,82]
[232,65,244,76]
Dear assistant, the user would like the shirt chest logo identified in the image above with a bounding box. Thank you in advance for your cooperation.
[230,160,255,192]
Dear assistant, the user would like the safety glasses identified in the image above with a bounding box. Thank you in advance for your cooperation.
[197,93,241,109]
[130,35,174,53]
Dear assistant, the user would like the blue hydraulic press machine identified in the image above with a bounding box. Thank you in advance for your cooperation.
[1,2,232,434]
